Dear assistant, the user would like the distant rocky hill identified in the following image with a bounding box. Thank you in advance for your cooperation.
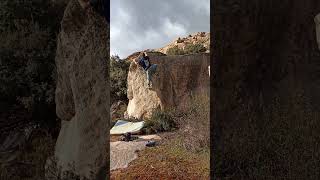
[125,32,210,61]
[155,32,210,54]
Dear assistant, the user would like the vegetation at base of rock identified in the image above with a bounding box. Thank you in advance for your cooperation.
[166,45,185,55]
[184,43,207,54]
[142,93,209,152]
[110,101,127,124]
[110,55,130,104]
[143,109,177,134]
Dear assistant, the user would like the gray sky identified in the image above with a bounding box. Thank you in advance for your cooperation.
[110,0,210,58]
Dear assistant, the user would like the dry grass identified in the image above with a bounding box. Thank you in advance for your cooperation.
[111,133,210,180]
[215,88,320,179]
[174,94,210,152]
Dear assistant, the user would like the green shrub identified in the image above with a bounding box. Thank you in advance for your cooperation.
[166,45,185,55]
[184,43,207,54]
[110,55,130,104]
[0,0,65,127]
[143,109,177,134]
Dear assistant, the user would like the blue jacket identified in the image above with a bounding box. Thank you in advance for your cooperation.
[138,57,151,70]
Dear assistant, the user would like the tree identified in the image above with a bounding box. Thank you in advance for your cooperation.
[110,55,130,104]
[0,0,66,127]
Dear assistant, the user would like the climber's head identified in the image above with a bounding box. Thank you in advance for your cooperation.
[141,52,146,57]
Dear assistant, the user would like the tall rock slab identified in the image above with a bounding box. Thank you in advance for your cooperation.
[315,13,320,50]
[47,0,109,179]
[213,1,320,178]
[126,54,210,119]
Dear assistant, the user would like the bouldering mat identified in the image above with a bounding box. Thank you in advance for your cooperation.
[110,120,145,135]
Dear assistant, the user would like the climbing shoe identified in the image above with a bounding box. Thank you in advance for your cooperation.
[120,132,132,142]
[146,140,156,147]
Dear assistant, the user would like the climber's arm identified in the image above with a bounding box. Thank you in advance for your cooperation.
[134,52,144,65]
[133,57,139,65]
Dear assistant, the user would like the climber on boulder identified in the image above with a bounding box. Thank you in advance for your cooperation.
[134,52,158,88]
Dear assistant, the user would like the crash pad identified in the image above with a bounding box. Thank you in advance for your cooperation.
[110,120,145,135]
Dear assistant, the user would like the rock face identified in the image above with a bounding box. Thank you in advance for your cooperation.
[47,0,109,179]
[126,53,210,119]
[315,13,320,50]
[213,1,320,178]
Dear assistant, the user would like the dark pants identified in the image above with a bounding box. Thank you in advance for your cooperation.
[146,64,158,84]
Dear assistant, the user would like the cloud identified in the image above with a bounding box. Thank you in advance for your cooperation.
[110,0,210,58]
[162,18,187,38]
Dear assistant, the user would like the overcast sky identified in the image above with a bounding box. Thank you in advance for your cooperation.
[110,0,210,58]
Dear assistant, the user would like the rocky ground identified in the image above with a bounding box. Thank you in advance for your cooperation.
[110,141,148,171]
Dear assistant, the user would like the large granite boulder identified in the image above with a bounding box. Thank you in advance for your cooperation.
[46,0,109,179]
[126,53,210,119]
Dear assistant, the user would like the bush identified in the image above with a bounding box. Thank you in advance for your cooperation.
[143,109,177,134]
[111,101,127,120]
[166,45,185,55]
[0,1,65,179]
[110,55,130,104]
[0,0,66,128]
[184,43,207,54]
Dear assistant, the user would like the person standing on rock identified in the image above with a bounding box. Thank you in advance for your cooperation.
[134,52,158,88]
